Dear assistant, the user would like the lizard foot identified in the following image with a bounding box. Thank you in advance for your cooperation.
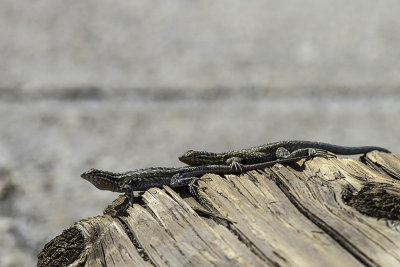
[188,177,200,188]
[311,149,337,159]
[188,176,212,196]
[226,157,243,172]
[231,162,243,172]
[171,173,193,187]
[276,147,291,158]
[122,184,135,205]
[188,178,202,196]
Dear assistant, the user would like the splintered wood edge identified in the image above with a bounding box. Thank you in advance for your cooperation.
[38,190,266,266]
[269,154,400,266]
[37,215,148,267]
[38,152,400,266]
[363,151,400,178]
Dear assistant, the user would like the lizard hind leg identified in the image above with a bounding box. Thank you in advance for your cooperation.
[312,149,337,159]
[276,147,337,161]
[170,173,200,188]
[290,148,337,160]
[188,177,201,196]
[188,177,211,197]
[276,147,319,159]
[170,174,203,197]
[171,173,211,196]
[275,147,292,159]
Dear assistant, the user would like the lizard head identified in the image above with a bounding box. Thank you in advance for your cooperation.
[178,150,222,166]
[80,168,125,192]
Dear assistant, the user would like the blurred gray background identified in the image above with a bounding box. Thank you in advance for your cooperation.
[1,1,400,266]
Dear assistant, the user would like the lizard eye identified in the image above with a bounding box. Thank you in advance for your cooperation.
[184,150,198,157]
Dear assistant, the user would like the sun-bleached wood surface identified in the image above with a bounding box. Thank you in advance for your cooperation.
[38,152,400,267]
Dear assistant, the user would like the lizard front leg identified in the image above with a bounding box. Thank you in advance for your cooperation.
[226,157,243,171]
[122,184,136,205]
[226,151,276,171]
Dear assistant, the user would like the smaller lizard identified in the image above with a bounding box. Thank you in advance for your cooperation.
[81,150,328,203]
[179,140,390,170]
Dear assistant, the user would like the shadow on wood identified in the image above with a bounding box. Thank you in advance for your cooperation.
[38,152,400,267]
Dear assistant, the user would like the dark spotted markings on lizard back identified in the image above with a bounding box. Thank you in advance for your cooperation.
[81,151,330,203]
[178,140,390,170]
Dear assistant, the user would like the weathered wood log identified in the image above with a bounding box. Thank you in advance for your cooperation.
[38,152,400,266]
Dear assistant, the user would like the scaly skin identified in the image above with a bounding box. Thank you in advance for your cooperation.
[178,140,390,167]
[80,153,323,194]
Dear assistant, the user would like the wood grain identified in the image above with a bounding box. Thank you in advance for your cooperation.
[38,152,400,267]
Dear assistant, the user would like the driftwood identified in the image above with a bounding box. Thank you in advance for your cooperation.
[38,151,400,266]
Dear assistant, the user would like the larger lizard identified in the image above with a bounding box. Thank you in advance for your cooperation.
[178,140,390,170]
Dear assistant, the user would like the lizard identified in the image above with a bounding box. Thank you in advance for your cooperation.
[81,150,329,203]
[178,140,390,170]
